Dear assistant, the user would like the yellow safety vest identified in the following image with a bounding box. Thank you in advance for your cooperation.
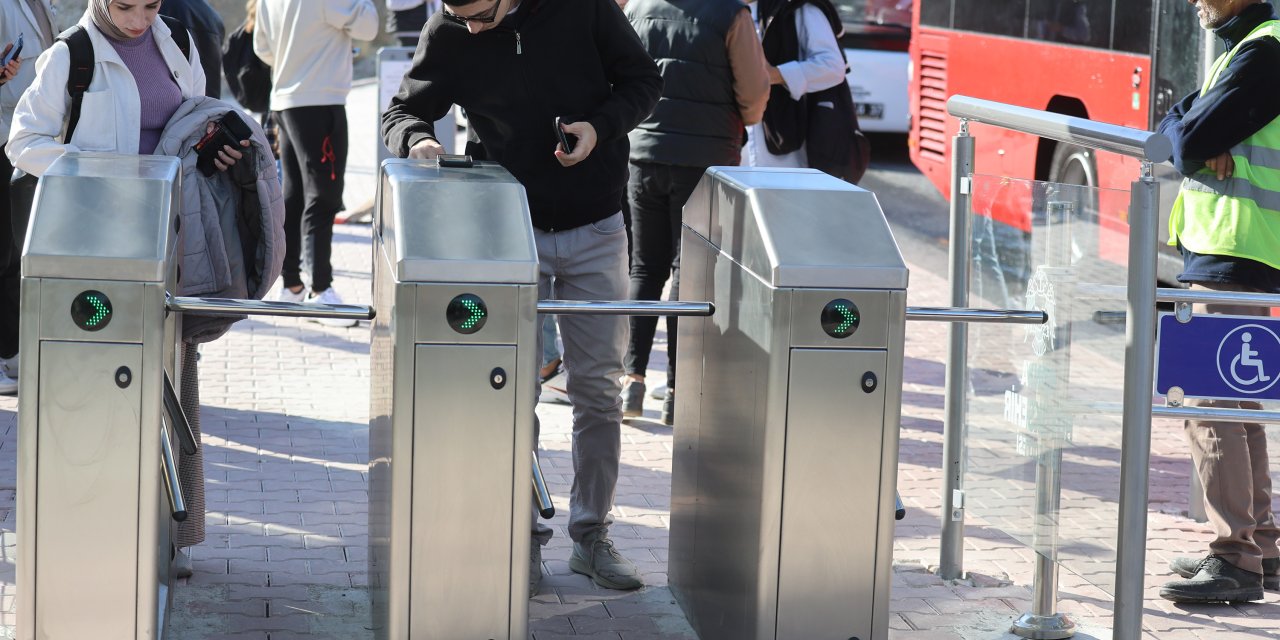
[1169,21,1280,271]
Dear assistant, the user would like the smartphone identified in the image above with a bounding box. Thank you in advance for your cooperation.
[554,117,575,154]
[436,154,474,168]
[2,34,23,67]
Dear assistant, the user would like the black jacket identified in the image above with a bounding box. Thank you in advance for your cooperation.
[626,0,744,167]
[381,0,662,231]
[162,0,227,99]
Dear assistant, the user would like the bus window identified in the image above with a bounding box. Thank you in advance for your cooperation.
[1151,0,1202,125]
[919,0,950,27]
[1029,0,1110,49]
[1113,0,1154,54]
[953,0,1026,38]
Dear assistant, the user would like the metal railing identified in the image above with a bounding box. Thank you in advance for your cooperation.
[943,95,1173,640]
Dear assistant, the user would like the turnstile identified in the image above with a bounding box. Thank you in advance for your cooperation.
[671,168,907,640]
[18,154,186,639]
[369,159,538,639]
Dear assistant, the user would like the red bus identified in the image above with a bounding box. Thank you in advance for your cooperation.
[908,0,1206,282]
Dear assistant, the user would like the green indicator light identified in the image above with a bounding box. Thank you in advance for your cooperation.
[820,298,860,338]
[71,290,114,332]
[446,293,488,334]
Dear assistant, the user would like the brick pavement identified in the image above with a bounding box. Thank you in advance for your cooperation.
[0,81,1276,638]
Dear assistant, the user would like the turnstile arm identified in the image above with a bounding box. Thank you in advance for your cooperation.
[166,294,376,321]
[906,306,1046,324]
[159,425,188,522]
[164,372,198,456]
[532,451,555,520]
[537,300,714,316]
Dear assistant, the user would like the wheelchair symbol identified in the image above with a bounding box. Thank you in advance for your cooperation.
[1217,324,1280,394]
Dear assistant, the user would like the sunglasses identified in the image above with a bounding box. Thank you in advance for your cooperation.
[442,0,502,25]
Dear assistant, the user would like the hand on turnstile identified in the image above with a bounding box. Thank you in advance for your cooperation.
[895,493,905,521]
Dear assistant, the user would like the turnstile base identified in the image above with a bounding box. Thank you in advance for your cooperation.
[1011,612,1076,640]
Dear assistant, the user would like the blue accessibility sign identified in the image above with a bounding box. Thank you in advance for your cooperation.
[1156,313,1280,401]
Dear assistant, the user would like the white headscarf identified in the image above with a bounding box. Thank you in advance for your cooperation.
[87,0,135,41]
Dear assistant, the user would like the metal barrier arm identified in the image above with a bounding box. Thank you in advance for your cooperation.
[538,300,714,316]
[531,451,554,520]
[907,307,1046,324]
[159,424,188,522]
[163,372,198,456]
[166,295,376,321]
[946,95,1172,163]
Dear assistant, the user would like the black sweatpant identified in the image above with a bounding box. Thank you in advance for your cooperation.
[0,145,19,359]
[276,105,348,292]
[624,161,705,387]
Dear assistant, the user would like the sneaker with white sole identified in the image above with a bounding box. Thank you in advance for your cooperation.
[540,368,570,405]
[0,353,17,380]
[649,383,667,400]
[275,285,307,303]
[569,530,643,590]
[621,378,645,417]
[308,287,359,327]
[0,371,15,396]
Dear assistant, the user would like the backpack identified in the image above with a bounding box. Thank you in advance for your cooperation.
[222,23,272,113]
[10,18,193,242]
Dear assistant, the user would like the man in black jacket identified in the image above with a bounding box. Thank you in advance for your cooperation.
[382,0,661,593]
[162,0,226,99]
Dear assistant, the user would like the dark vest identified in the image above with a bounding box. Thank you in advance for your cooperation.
[388,3,430,36]
[626,0,745,167]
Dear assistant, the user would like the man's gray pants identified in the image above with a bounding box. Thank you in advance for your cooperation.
[532,212,629,545]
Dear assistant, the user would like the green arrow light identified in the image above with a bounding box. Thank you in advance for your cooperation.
[447,293,488,334]
[820,298,860,338]
[71,290,114,332]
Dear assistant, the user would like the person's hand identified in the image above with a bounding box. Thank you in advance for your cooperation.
[767,65,784,86]
[0,47,20,84]
[1206,152,1235,180]
[554,120,597,167]
[409,137,446,160]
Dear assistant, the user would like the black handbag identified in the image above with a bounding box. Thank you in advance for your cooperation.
[805,79,871,184]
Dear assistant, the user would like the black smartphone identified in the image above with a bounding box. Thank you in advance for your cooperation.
[194,111,253,176]
[554,117,575,154]
[436,154,474,168]
[2,34,24,67]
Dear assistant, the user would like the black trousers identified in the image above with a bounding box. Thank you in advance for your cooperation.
[623,161,705,386]
[0,145,19,359]
[276,106,348,292]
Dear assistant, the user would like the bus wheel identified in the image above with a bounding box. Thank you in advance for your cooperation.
[1048,143,1097,189]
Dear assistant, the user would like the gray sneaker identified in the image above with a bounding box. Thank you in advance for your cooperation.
[649,383,667,400]
[621,378,645,417]
[569,531,643,590]
[0,371,16,396]
[1,353,18,379]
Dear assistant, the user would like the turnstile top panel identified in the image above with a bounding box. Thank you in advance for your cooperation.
[378,160,538,285]
[683,167,908,290]
[23,153,180,282]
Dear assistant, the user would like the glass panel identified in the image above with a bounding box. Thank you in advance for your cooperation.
[953,0,1026,37]
[964,174,1132,595]
[919,0,951,27]
[1028,0,1111,49]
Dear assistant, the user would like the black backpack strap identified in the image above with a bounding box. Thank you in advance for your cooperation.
[55,26,94,143]
[160,15,192,61]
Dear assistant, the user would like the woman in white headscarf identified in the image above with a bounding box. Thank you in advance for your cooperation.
[7,0,249,579]
[7,0,232,177]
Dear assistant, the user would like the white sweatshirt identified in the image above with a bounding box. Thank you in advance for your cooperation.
[253,0,379,110]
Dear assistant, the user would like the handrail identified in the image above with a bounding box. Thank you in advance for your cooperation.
[946,95,1172,163]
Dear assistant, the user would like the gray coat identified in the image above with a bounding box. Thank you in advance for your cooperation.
[156,97,286,343]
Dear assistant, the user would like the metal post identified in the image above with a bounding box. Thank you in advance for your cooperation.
[1113,168,1160,640]
[940,122,974,580]
[1013,201,1075,639]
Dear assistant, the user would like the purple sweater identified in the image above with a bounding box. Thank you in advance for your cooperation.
[109,28,183,155]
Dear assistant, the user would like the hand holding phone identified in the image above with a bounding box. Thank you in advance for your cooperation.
[2,34,24,67]
[554,117,575,154]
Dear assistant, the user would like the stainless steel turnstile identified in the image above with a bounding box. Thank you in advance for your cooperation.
[671,168,907,640]
[369,159,538,640]
[18,154,187,639]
